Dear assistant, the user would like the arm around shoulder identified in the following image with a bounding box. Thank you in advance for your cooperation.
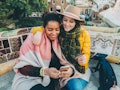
[79,28,91,63]
[31,26,44,45]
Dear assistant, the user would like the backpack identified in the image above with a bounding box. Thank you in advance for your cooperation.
[91,53,117,90]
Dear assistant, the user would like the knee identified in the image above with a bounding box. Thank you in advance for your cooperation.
[66,78,87,90]
[66,79,80,90]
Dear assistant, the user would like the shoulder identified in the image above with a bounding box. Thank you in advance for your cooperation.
[30,26,44,45]
[80,27,90,36]
[31,26,44,34]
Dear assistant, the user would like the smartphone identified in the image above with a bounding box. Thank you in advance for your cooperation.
[60,66,70,71]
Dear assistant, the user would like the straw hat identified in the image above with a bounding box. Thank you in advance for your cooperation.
[58,5,82,21]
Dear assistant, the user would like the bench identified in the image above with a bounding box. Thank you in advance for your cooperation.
[0,26,120,90]
[84,26,120,90]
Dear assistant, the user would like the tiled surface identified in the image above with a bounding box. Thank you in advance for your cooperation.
[88,31,120,56]
[0,28,31,64]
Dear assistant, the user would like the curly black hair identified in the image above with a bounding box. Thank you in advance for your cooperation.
[42,12,61,28]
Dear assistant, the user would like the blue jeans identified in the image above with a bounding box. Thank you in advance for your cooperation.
[66,78,88,90]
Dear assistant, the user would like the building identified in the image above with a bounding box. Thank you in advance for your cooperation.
[98,0,120,27]
[47,0,68,12]
[74,0,93,24]
[91,0,116,21]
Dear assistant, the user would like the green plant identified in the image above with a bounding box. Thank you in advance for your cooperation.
[0,0,48,29]
[16,17,43,28]
[0,28,8,32]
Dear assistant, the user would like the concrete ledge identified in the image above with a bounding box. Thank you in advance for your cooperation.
[0,59,17,76]
[83,26,120,33]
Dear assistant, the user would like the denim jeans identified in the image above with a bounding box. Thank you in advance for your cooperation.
[66,78,88,90]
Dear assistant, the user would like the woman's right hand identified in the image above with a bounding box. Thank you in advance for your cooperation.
[59,66,73,78]
[32,31,42,45]
[77,55,86,65]
[44,67,60,79]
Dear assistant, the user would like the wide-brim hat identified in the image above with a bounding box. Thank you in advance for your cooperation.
[57,5,83,21]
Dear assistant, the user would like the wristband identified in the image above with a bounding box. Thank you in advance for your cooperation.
[39,68,43,77]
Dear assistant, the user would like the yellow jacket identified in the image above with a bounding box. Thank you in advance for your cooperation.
[78,27,91,70]
[32,27,91,70]
[31,26,43,34]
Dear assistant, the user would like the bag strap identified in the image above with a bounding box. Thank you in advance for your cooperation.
[90,53,107,73]
[91,61,100,73]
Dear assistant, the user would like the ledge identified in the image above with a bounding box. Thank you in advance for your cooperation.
[0,59,17,76]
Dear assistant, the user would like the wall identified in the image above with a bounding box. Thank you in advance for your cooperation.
[0,28,31,64]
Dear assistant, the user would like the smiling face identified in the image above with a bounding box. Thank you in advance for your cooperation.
[45,21,60,41]
[62,16,76,32]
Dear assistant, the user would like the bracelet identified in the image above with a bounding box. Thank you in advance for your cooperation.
[39,68,43,77]
[70,67,75,77]
[39,67,47,77]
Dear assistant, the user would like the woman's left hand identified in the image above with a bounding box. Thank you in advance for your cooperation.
[77,55,86,65]
[59,67,73,78]
[44,67,60,79]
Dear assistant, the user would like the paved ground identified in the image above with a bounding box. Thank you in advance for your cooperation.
[0,71,14,90]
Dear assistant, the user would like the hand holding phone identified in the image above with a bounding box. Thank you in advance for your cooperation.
[60,66,70,71]
[59,66,73,78]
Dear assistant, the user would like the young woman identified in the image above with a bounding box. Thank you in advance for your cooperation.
[12,12,64,90]
[58,5,91,90]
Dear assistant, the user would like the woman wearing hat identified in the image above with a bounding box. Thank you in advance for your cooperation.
[58,5,91,90]
[32,5,91,90]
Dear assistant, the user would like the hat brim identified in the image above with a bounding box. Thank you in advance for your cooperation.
[57,11,84,21]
